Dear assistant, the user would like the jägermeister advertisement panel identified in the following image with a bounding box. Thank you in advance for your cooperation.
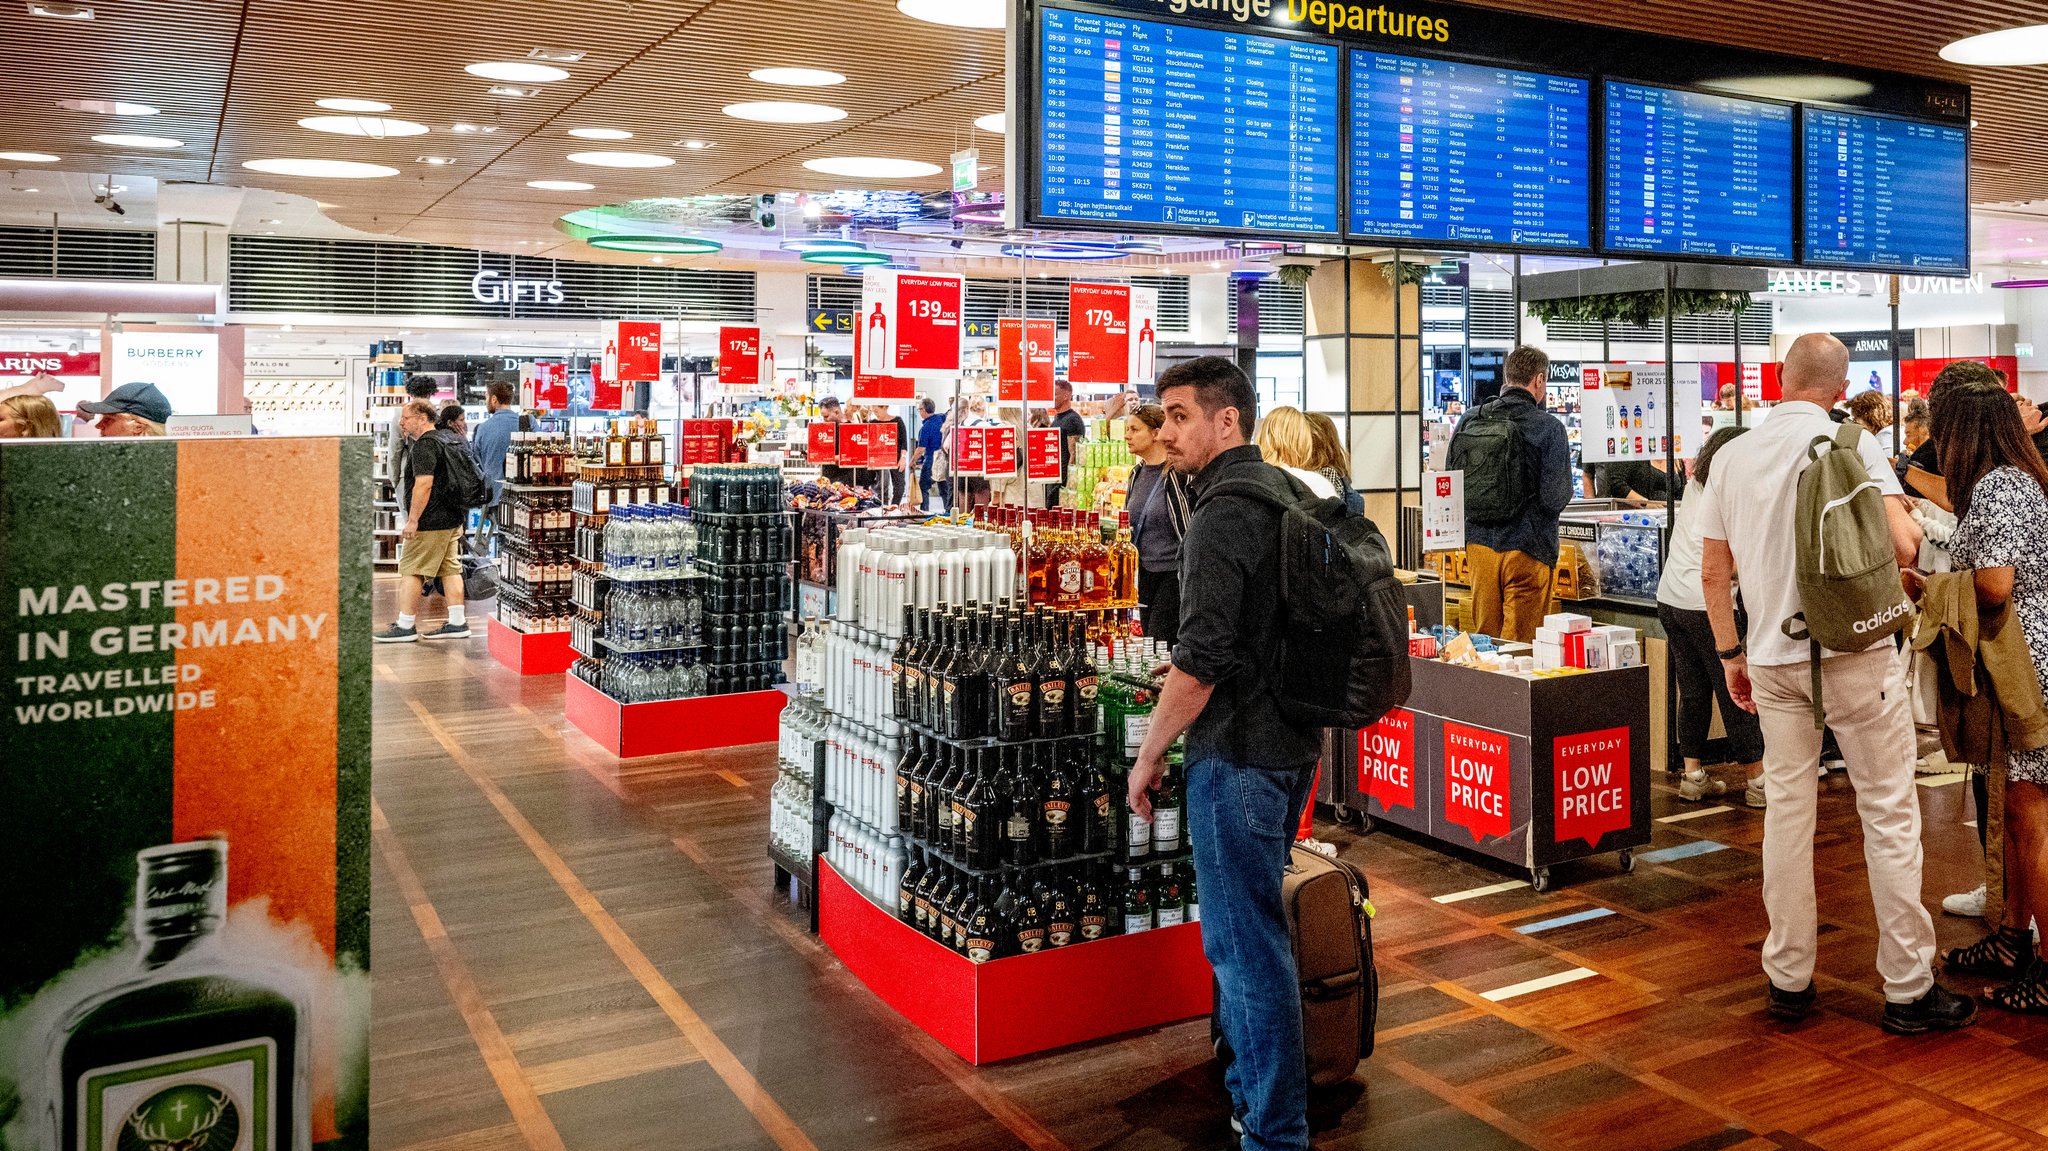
[0,437,371,1151]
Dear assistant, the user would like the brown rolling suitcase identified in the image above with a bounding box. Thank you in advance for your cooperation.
[1212,843,1378,1088]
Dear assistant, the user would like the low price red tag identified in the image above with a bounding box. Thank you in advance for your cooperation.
[985,425,1018,475]
[869,421,901,470]
[998,317,1057,403]
[858,269,964,379]
[589,368,625,413]
[719,326,763,388]
[1068,283,1158,388]
[1443,722,1511,844]
[808,421,838,465]
[839,423,876,469]
[954,426,988,477]
[1358,709,1416,812]
[1026,427,1063,483]
[1553,727,1630,847]
[851,323,917,401]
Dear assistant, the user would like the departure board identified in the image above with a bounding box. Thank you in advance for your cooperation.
[1803,109,1969,274]
[1348,51,1590,249]
[1035,6,1341,236]
[1601,82,1795,261]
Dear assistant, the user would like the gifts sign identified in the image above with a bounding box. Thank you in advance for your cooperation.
[1068,283,1158,388]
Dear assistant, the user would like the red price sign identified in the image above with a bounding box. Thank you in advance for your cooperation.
[839,423,876,468]
[870,421,901,469]
[523,362,567,412]
[998,317,1057,403]
[719,325,764,388]
[851,322,917,401]
[985,425,1018,475]
[1026,427,1063,483]
[1068,283,1158,388]
[1553,727,1631,847]
[589,367,625,412]
[808,421,839,464]
[1358,709,1416,812]
[1442,722,1511,843]
[954,426,988,477]
[618,320,662,381]
[859,269,964,378]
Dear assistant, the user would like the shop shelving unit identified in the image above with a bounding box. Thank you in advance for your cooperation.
[488,481,577,675]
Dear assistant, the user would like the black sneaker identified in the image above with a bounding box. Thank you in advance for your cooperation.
[421,622,471,641]
[373,623,418,643]
[1883,983,1977,1035]
[1766,981,1816,1021]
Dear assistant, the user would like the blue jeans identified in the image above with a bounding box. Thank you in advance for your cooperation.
[1189,756,1317,1151]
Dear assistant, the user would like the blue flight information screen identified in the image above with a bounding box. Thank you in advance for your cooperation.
[1348,52,1590,248]
[1602,82,1795,260]
[1036,6,1340,235]
[1803,109,1969,274]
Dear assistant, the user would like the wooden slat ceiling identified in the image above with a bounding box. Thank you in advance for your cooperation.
[0,0,2040,268]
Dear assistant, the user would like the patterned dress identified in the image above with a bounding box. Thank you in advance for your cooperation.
[1948,466,2048,782]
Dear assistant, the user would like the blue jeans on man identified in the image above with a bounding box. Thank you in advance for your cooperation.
[1189,756,1317,1151]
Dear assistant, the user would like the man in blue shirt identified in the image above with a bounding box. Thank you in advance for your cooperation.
[1452,345,1574,642]
[913,397,948,512]
[471,381,521,505]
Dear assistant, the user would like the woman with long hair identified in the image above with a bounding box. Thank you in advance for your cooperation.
[1253,406,1337,497]
[0,393,62,438]
[1844,390,1893,438]
[1124,403,1190,643]
[1932,380,2048,1010]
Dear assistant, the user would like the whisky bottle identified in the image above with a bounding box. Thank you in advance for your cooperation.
[57,840,309,1151]
[1040,746,1076,862]
[1154,862,1186,928]
[1082,515,1114,608]
[1025,512,1052,606]
[1120,865,1153,934]
[1113,510,1140,607]
[607,418,627,466]
[1151,759,1184,857]
[1053,510,1085,609]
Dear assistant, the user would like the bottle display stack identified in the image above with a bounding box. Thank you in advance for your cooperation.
[771,692,831,924]
[974,503,1141,614]
[567,502,707,702]
[492,485,575,635]
[691,464,792,695]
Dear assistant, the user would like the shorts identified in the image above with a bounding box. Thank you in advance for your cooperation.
[399,527,464,580]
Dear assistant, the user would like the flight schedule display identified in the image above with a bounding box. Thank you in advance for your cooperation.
[1602,83,1795,261]
[1803,109,1969,274]
[1035,6,1340,235]
[1348,51,1590,249]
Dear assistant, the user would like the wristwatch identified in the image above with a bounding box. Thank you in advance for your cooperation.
[1716,643,1745,660]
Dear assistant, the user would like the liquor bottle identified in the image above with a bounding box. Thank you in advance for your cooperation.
[1078,866,1110,941]
[962,749,1000,872]
[897,849,926,924]
[1068,614,1101,736]
[1180,860,1200,923]
[1025,512,1052,606]
[1082,515,1114,608]
[1011,876,1049,955]
[962,880,1001,965]
[906,736,932,843]
[1154,862,1187,928]
[954,610,989,741]
[931,744,961,859]
[1053,510,1086,609]
[998,747,1039,868]
[627,418,648,466]
[1035,616,1071,740]
[996,615,1035,742]
[1040,746,1076,862]
[1113,511,1140,607]
[1151,759,1184,857]
[920,612,949,730]
[936,867,966,951]
[57,841,307,1151]
[607,418,627,466]
[895,736,920,837]
[1078,753,1113,855]
[1121,865,1153,934]
[892,605,917,720]
[1045,869,1078,948]
[913,854,943,937]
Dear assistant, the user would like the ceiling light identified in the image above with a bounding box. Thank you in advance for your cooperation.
[416,155,456,165]
[567,150,673,168]
[585,233,724,254]
[1210,261,1224,269]
[297,115,429,138]
[528,178,595,191]
[0,151,60,162]
[1942,25,2048,65]
[315,97,391,113]
[487,85,540,98]
[27,2,93,18]
[92,133,181,149]
[723,101,847,124]
[650,255,667,263]
[17,187,37,193]
[802,156,941,178]
[465,61,569,83]
[243,157,400,178]
[802,248,890,265]
[568,127,632,140]
[261,217,284,224]
[679,139,713,150]
[803,202,824,218]
[527,48,585,63]
[750,67,847,86]
[94,183,126,193]
[781,237,867,252]
[450,122,497,134]
[58,98,159,115]
[1002,243,1122,260]
[974,112,1006,134]
[896,0,1003,28]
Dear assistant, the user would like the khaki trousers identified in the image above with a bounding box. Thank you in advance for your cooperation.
[1750,648,1936,1003]
[1466,543,1553,643]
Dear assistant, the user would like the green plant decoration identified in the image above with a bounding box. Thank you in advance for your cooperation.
[1525,289,1754,328]
[1273,262,1316,288]
[1379,260,1430,287]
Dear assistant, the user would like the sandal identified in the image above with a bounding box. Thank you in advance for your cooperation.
[1988,957,2048,1014]
[1945,925,2034,977]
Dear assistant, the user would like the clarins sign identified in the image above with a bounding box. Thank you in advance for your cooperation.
[470,270,565,306]
[0,352,100,376]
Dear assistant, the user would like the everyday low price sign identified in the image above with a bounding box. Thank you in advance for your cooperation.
[1443,722,1510,843]
[954,426,988,477]
[1358,708,1416,811]
[985,425,1018,476]
[859,270,965,379]
[601,319,662,383]
[807,421,838,465]
[1027,427,1063,483]
[1068,283,1158,389]
[1553,727,1631,847]
[718,326,767,388]
[998,318,1057,403]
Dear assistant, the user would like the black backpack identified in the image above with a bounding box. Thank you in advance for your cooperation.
[1446,399,1530,524]
[1198,469,1412,731]
[431,431,491,510]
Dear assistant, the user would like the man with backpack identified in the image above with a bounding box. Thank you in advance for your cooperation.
[1447,345,1573,642]
[376,400,484,643]
[1129,356,1407,1150]
[1695,332,1974,1034]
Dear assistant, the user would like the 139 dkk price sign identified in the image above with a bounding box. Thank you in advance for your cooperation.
[859,269,965,378]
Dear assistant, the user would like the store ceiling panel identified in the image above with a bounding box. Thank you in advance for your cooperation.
[0,0,2043,270]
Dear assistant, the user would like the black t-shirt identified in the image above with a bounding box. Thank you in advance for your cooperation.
[1596,460,1679,502]
[408,433,467,531]
[1901,439,1939,500]
[1054,408,1087,484]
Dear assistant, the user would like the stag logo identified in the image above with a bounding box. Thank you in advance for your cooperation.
[117,1084,241,1151]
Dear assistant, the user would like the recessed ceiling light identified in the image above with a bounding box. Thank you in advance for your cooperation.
[566,150,673,168]
[1942,25,2048,65]
[679,139,713,150]
[58,98,159,116]
[261,217,284,224]
[416,155,456,165]
[896,0,1003,28]
[0,151,60,162]
[568,127,632,140]
[28,2,93,18]
[297,115,429,138]
[243,157,400,178]
[801,155,941,178]
[723,101,847,124]
[527,47,586,63]
[749,67,847,87]
[650,255,667,263]
[487,85,540,98]
[974,112,1006,134]
[450,122,499,134]
[528,178,595,190]
[17,187,37,193]
[92,133,181,149]
[466,61,569,83]
[1209,261,1224,269]
[315,97,391,113]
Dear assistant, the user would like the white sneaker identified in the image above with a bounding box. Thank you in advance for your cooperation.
[1942,885,1987,918]
[1299,837,1338,858]
[1745,781,1767,809]
[1678,769,1727,802]
[1915,749,1953,775]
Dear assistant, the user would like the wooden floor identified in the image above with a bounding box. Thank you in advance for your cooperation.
[369,603,2045,1151]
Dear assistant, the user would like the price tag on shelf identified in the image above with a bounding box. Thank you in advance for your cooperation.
[1068,283,1158,389]
[998,317,1057,403]
[807,421,839,465]
[985,425,1018,475]
[839,423,877,468]
[954,426,988,477]
[718,325,766,388]
[1026,427,1063,483]
[870,421,901,469]
[1422,470,1465,552]
[858,269,965,378]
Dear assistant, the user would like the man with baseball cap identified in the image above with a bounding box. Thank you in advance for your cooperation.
[78,382,172,437]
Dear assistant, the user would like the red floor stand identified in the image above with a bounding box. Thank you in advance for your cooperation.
[562,673,789,757]
[487,615,577,676]
[818,861,1213,1064]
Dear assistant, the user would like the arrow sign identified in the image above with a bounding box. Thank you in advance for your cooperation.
[808,309,854,334]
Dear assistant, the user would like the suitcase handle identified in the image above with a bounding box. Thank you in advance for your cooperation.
[1303,970,1363,1001]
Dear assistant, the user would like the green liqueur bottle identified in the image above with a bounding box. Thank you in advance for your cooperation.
[1154,862,1186,928]
[59,840,307,1151]
[1121,865,1153,935]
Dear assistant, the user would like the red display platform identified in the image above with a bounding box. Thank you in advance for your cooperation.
[818,861,1213,1064]
[562,673,787,757]
[487,616,576,676]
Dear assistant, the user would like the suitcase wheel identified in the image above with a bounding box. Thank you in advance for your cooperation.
[1531,866,1551,893]
[1619,849,1635,874]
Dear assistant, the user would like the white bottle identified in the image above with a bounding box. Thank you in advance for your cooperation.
[912,537,940,611]
[988,536,1017,604]
[839,528,868,625]
[881,538,911,638]
[957,534,985,606]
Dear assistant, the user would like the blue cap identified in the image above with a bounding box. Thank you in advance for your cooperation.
[78,381,173,424]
